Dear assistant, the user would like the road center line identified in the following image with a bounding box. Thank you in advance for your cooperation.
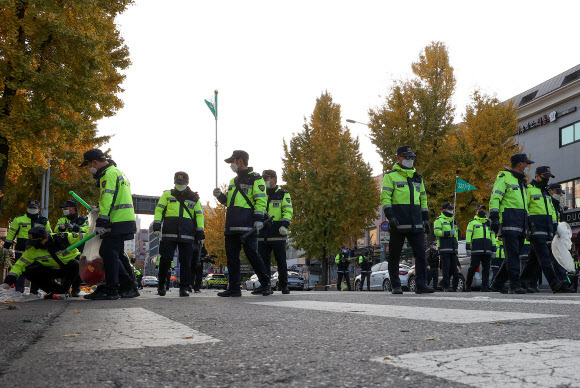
[250,300,564,323]
[372,339,580,388]
[35,307,220,351]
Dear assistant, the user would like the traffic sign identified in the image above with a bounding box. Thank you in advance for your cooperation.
[380,221,389,232]
[380,231,390,244]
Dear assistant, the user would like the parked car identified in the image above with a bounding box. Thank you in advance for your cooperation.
[202,273,228,289]
[406,241,493,291]
[245,274,261,291]
[353,261,410,291]
[141,276,158,287]
[272,271,305,291]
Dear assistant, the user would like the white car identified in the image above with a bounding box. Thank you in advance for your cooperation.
[245,274,261,291]
[272,271,306,291]
[353,261,410,291]
[141,276,158,287]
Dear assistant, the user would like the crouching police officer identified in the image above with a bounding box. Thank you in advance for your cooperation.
[434,203,460,292]
[0,227,80,298]
[153,171,204,297]
[358,248,373,291]
[258,170,293,294]
[381,146,434,294]
[335,247,351,291]
[213,150,272,297]
[465,205,496,292]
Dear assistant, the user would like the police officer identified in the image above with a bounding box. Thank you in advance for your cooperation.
[465,205,496,292]
[213,150,271,297]
[4,200,51,293]
[258,170,293,294]
[491,237,504,284]
[153,171,204,297]
[489,153,534,294]
[381,145,433,294]
[335,247,351,291]
[434,203,460,292]
[426,241,439,290]
[135,268,143,289]
[80,149,138,300]
[358,248,373,291]
[54,200,89,235]
[519,166,570,293]
[0,227,80,298]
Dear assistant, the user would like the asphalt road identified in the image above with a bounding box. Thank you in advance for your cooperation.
[1,288,580,387]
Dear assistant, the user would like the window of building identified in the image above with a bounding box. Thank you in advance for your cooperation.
[560,179,580,210]
[560,121,580,147]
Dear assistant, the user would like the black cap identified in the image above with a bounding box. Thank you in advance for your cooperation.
[442,202,454,210]
[224,150,249,163]
[174,171,189,184]
[548,183,564,194]
[396,145,416,158]
[510,153,534,165]
[262,170,277,179]
[60,200,77,209]
[535,165,555,178]
[28,226,49,240]
[27,200,41,209]
[80,149,106,167]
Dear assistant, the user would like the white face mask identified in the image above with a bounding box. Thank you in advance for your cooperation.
[265,181,271,189]
[27,208,39,215]
[89,166,98,174]
[63,209,70,216]
[175,184,187,191]
[230,163,238,173]
[401,159,414,169]
[552,194,561,201]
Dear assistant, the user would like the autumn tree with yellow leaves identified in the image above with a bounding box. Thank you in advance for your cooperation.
[283,92,379,286]
[203,198,227,267]
[0,0,133,221]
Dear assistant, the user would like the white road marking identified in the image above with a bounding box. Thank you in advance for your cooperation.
[250,300,564,323]
[397,295,580,305]
[36,307,220,351]
[373,339,580,388]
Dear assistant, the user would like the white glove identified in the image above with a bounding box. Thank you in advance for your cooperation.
[254,221,264,232]
[153,231,161,237]
[198,239,205,245]
[94,227,107,236]
[0,283,11,291]
[213,188,222,198]
[279,226,288,236]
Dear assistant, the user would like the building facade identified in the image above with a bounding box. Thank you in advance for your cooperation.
[509,64,580,242]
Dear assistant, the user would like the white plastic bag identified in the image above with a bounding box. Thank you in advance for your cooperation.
[78,208,105,285]
[551,222,575,273]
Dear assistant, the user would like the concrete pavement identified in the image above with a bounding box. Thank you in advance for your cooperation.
[1,288,579,387]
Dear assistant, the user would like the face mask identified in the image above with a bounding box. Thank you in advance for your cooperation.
[443,210,454,217]
[552,194,561,201]
[63,209,70,216]
[26,239,43,249]
[265,181,271,189]
[27,208,39,215]
[230,163,238,173]
[89,166,98,174]
[175,184,187,191]
[477,210,486,218]
[401,159,414,169]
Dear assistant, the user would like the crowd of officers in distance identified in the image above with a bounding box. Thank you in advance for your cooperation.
[0,145,577,298]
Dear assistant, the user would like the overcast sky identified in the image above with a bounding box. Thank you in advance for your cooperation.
[96,0,580,227]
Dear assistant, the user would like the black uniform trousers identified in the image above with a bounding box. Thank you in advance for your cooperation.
[158,240,193,289]
[389,230,427,289]
[225,234,270,292]
[427,269,439,289]
[520,238,560,288]
[100,237,132,293]
[258,239,288,289]
[337,271,351,291]
[466,254,491,289]
[493,234,524,289]
[192,260,203,291]
[24,260,79,295]
[360,271,371,290]
[440,253,459,290]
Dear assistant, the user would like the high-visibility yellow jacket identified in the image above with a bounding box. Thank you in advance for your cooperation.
[95,163,136,236]
[465,216,497,255]
[258,186,293,241]
[153,188,204,243]
[527,180,557,240]
[489,169,529,236]
[6,214,51,251]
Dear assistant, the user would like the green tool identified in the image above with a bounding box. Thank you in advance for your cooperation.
[69,191,92,211]
[66,191,96,251]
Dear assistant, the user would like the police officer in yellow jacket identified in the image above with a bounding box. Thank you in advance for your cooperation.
[54,200,89,234]
[465,205,496,292]
[258,170,293,294]
[519,166,571,293]
[5,200,51,293]
[213,150,271,297]
[153,171,204,297]
[434,203,460,292]
[80,149,138,300]
[1,227,80,298]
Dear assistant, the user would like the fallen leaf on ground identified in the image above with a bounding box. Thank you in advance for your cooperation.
[424,338,437,341]
[74,310,80,313]
[92,329,101,332]
[63,334,78,337]
[183,336,193,339]
[383,356,393,360]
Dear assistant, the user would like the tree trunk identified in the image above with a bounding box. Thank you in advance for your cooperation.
[321,245,328,288]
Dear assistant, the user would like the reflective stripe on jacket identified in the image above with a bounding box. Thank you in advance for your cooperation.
[465,216,497,255]
[434,213,459,253]
[489,170,529,236]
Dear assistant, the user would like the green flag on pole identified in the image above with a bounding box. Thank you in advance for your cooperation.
[455,177,477,193]
[204,98,217,119]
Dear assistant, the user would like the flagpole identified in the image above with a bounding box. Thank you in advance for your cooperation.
[214,90,218,188]
[453,176,458,225]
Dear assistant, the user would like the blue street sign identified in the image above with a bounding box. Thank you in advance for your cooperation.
[380,221,389,232]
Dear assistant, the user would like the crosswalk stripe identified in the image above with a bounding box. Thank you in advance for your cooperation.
[397,295,580,305]
[36,307,220,351]
[250,300,564,323]
[372,339,580,387]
